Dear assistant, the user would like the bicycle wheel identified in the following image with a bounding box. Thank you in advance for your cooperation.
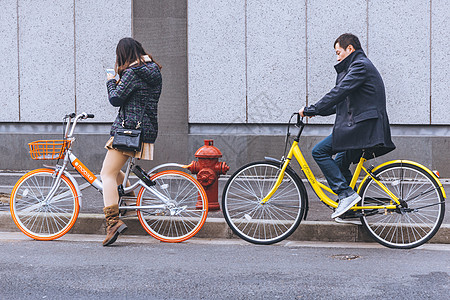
[222,161,306,245]
[359,162,445,249]
[10,168,79,240]
[136,170,208,242]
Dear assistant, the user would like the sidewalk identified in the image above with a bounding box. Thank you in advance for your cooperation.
[1,210,448,244]
[1,173,449,244]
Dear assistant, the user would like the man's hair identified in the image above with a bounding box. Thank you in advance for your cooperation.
[334,33,362,50]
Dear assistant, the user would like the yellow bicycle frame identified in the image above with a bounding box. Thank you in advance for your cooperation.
[260,140,446,210]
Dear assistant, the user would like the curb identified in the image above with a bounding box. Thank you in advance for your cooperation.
[1,211,448,244]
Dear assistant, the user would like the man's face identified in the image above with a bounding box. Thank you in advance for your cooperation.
[335,43,355,62]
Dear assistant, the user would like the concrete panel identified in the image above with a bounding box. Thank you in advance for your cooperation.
[75,0,132,122]
[154,60,189,134]
[134,0,188,134]
[431,0,450,124]
[369,0,430,124]
[188,0,246,123]
[246,0,306,123]
[385,136,433,167]
[431,138,450,176]
[18,0,75,122]
[0,0,19,122]
[307,0,367,125]
[188,135,250,174]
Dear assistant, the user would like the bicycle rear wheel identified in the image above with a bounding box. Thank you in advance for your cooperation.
[136,170,208,242]
[222,161,306,245]
[10,168,79,240]
[359,162,445,249]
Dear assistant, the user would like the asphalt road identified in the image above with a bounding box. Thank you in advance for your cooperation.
[0,233,449,300]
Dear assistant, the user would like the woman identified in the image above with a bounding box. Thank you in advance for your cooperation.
[101,37,162,246]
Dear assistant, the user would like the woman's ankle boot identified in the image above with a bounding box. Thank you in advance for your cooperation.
[103,204,127,246]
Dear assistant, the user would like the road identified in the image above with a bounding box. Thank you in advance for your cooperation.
[0,232,449,299]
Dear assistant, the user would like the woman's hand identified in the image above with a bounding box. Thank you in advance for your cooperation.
[106,69,116,81]
[107,73,116,81]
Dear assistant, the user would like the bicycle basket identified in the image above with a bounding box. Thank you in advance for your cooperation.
[28,140,70,160]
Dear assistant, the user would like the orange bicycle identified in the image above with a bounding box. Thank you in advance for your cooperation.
[10,112,208,242]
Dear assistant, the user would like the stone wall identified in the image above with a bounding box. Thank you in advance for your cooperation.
[188,0,450,125]
[1,0,450,178]
[0,0,132,122]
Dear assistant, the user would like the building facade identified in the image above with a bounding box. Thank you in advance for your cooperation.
[1,0,449,176]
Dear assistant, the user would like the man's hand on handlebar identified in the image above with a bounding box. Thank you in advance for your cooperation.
[299,107,314,118]
[299,107,305,118]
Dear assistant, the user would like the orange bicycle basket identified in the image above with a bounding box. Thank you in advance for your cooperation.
[28,140,71,160]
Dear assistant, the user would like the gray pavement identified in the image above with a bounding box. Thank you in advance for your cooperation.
[0,232,449,299]
[1,172,449,245]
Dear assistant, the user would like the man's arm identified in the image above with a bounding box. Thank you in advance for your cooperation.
[302,61,367,116]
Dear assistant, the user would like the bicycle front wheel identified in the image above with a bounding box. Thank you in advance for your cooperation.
[136,170,208,242]
[222,161,306,245]
[10,168,79,240]
[359,162,445,249]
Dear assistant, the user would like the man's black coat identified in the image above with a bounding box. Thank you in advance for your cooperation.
[304,49,395,158]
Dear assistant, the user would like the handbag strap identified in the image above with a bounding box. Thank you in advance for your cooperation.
[120,101,148,129]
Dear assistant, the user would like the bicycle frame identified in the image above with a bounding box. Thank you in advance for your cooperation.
[43,113,179,211]
[260,140,400,211]
[258,116,445,211]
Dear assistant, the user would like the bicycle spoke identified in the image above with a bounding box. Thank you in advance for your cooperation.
[11,170,78,240]
[137,171,207,242]
[361,163,444,249]
[222,162,304,244]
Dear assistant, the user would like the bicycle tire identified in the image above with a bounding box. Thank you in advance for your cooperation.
[136,170,208,242]
[222,161,307,245]
[10,168,79,240]
[358,162,445,249]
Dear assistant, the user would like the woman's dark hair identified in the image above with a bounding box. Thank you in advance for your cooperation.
[334,33,362,51]
[115,37,162,77]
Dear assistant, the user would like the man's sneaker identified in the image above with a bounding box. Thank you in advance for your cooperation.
[334,217,362,226]
[331,192,361,219]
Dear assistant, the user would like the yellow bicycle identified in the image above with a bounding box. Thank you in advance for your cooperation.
[222,113,446,249]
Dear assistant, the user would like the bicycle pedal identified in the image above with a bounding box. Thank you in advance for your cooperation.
[340,211,361,219]
[133,165,155,187]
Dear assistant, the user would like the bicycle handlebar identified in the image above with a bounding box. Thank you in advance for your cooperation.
[291,112,304,128]
[64,112,95,138]
[77,112,95,120]
[64,112,95,120]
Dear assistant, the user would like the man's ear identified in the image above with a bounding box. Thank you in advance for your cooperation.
[346,44,355,52]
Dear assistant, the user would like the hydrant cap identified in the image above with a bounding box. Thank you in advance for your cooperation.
[195,139,223,158]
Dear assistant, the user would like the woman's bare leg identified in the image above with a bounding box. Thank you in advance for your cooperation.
[116,170,135,197]
[100,149,130,207]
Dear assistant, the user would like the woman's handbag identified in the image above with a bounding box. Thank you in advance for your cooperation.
[112,104,147,152]
[113,127,143,152]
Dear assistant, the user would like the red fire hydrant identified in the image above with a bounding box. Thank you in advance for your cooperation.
[186,139,230,211]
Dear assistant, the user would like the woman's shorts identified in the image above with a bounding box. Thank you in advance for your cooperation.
[105,137,154,160]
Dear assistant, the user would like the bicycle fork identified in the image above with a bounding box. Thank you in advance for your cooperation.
[43,161,70,205]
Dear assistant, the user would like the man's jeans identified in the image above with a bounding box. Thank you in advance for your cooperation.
[312,134,362,198]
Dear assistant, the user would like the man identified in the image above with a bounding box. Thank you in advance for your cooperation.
[299,33,395,221]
